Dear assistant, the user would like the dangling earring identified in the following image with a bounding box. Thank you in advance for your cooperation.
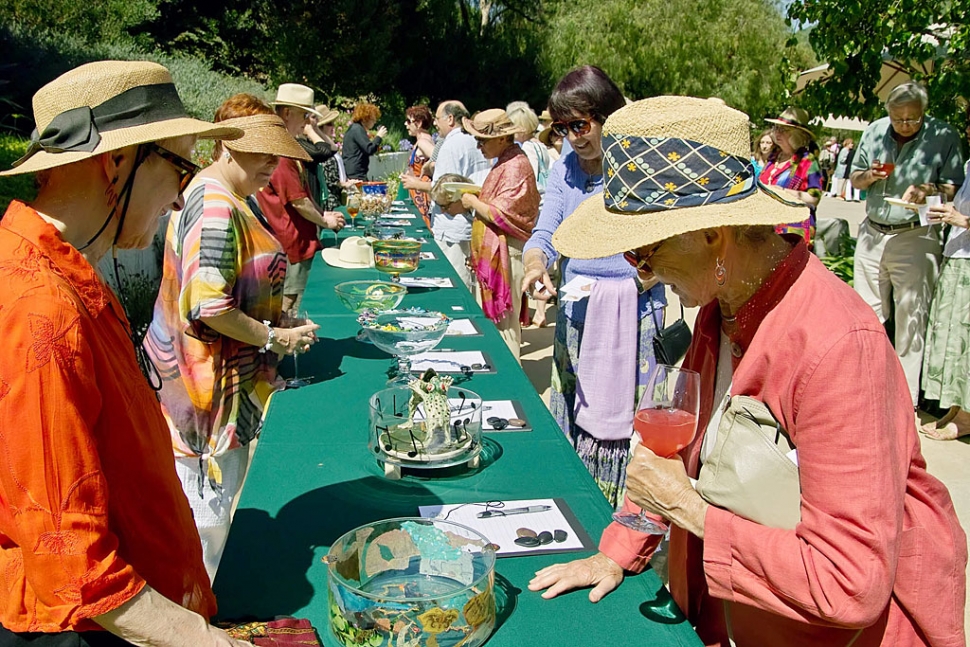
[714,257,727,286]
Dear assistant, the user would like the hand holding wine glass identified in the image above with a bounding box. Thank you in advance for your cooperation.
[279,309,318,388]
[613,364,700,534]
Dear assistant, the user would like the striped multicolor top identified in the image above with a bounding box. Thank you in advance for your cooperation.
[145,177,287,462]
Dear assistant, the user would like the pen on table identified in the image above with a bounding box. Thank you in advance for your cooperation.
[477,505,552,518]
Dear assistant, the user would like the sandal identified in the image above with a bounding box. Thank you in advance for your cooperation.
[919,407,970,441]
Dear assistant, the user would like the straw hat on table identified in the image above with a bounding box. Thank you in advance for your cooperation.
[2,60,242,176]
[552,96,807,260]
[220,114,311,161]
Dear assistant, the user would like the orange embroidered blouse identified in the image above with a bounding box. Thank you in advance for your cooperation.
[0,201,216,633]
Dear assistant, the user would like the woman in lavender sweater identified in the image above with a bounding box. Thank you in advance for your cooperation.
[523,66,666,508]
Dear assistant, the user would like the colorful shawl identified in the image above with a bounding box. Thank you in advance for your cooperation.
[760,151,822,243]
[408,147,432,227]
[471,146,540,323]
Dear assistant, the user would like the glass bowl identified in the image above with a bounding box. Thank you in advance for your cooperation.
[327,517,496,647]
[373,239,422,281]
[368,384,483,470]
[364,225,406,241]
[358,310,449,359]
[334,281,408,314]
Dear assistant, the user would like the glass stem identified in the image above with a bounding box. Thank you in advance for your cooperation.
[292,352,299,379]
[397,355,410,379]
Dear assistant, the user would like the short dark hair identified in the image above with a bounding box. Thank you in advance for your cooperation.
[406,104,434,130]
[547,65,625,124]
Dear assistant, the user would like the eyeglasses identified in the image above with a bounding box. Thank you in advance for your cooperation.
[145,143,199,195]
[623,240,666,272]
[890,116,923,127]
[550,119,592,137]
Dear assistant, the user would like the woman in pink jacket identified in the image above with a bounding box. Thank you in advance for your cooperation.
[530,96,967,647]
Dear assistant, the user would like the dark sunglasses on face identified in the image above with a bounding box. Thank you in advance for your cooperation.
[145,142,200,195]
[623,240,666,272]
[551,119,593,137]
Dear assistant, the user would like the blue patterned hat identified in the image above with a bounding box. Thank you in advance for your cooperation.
[552,96,806,260]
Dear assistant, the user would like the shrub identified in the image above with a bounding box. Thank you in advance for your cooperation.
[0,133,35,210]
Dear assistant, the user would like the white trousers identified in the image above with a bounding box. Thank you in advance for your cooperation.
[174,447,251,582]
[437,237,474,292]
[853,220,942,405]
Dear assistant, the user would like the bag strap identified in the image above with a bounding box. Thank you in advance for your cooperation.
[646,294,685,330]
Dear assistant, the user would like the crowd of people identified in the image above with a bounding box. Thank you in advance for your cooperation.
[0,57,967,647]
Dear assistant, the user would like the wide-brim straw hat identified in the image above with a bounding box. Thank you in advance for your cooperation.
[1,60,242,177]
[221,114,311,161]
[765,107,814,136]
[552,96,807,260]
[322,236,375,269]
[462,109,525,139]
[271,83,324,119]
[537,126,557,147]
[314,104,340,125]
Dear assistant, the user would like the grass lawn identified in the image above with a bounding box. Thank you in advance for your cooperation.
[0,133,35,210]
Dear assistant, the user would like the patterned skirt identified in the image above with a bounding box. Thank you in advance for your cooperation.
[549,303,659,509]
[921,257,970,409]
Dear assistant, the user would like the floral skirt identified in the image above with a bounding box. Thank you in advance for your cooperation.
[549,305,659,509]
[922,257,970,409]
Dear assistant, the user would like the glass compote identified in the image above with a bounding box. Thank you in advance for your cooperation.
[613,364,700,534]
[334,280,408,342]
[372,239,422,283]
[358,310,450,385]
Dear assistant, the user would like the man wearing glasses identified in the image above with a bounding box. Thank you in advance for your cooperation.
[850,82,964,407]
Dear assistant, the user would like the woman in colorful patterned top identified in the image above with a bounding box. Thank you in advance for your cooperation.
[459,108,540,362]
[404,104,435,225]
[761,108,823,244]
[144,94,320,580]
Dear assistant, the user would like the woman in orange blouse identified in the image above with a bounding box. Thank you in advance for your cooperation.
[0,62,253,646]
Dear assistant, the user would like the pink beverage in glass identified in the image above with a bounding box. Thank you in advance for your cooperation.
[634,407,697,457]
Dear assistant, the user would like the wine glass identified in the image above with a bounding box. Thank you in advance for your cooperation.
[346,191,361,230]
[873,156,895,197]
[613,364,700,534]
[281,309,313,389]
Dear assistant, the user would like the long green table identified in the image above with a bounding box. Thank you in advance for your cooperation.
[213,206,701,646]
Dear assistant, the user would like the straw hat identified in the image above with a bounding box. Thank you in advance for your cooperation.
[539,109,552,124]
[462,109,524,139]
[321,236,375,269]
[221,115,311,161]
[552,96,807,260]
[765,107,813,136]
[271,83,324,119]
[314,104,340,125]
[537,126,558,147]
[1,60,242,177]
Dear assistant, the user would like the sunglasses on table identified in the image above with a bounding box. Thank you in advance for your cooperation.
[144,142,200,195]
[550,119,593,137]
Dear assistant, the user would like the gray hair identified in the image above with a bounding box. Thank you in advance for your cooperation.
[439,101,470,122]
[886,82,928,111]
[506,101,539,134]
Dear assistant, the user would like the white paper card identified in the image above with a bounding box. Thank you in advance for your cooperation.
[411,350,488,373]
[559,275,597,302]
[481,400,525,430]
[919,195,942,227]
[399,277,454,288]
[420,251,436,260]
[418,499,588,557]
[445,319,479,336]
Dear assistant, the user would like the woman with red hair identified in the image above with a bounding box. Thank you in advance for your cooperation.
[342,102,387,180]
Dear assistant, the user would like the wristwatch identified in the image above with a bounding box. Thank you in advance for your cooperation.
[260,320,276,354]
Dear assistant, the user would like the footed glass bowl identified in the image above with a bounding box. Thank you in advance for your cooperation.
[359,310,449,384]
[327,517,496,647]
[334,281,408,314]
[373,239,422,282]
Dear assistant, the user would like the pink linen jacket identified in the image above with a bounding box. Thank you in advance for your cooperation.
[601,243,967,646]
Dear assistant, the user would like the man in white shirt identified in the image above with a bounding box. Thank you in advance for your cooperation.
[403,100,490,290]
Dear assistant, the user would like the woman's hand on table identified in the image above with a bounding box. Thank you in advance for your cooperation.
[523,250,556,300]
[926,203,970,228]
[273,323,320,356]
[625,444,708,539]
[528,552,624,602]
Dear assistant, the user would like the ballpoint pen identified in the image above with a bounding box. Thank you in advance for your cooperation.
[477,505,552,518]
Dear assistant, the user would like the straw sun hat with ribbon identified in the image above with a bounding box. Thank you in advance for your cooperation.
[219,114,311,161]
[271,83,324,119]
[462,109,525,139]
[314,104,340,125]
[765,107,814,136]
[2,60,242,177]
[552,96,807,260]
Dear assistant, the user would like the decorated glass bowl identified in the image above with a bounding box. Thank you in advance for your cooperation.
[373,239,422,281]
[358,310,449,359]
[368,383,483,475]
[334,281,408,314]
[327,517,496,647]
[364,225,406,241]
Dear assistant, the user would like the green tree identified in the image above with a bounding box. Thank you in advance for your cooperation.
[787,0,970,127]
[539,0,810,121]
[0,0,158,43]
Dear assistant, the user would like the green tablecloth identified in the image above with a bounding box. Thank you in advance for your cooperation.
[213,205,701,646]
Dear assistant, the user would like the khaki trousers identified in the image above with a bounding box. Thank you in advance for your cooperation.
[853,220,942,405]
[437,236,474,292]
[473,238,525,363]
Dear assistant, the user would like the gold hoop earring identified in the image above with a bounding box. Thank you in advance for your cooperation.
[714,257,727,286]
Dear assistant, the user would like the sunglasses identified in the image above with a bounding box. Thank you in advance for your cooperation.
[145,143,199,195]
[550,119,593,137]
[623,240,666,272]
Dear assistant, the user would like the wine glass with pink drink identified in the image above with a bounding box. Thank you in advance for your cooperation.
[612,364,700,534]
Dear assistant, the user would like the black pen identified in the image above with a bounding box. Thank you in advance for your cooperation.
[477,505,552,518]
